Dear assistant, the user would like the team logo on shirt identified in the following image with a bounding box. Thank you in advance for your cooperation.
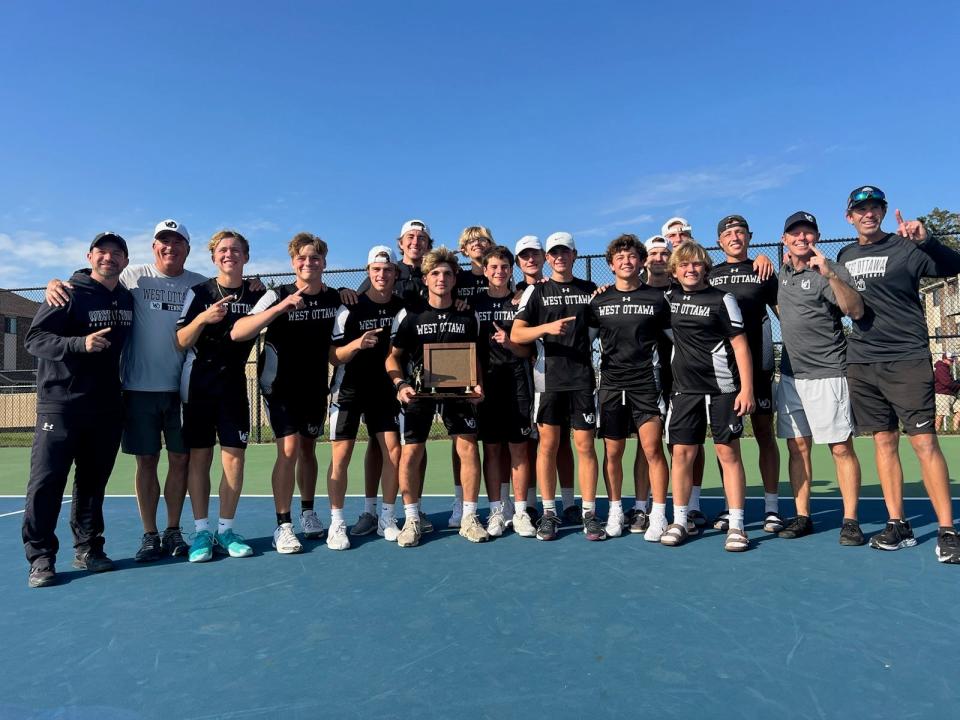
[801,279,811,290]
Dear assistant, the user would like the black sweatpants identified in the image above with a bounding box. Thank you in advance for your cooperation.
[22,412,123,567]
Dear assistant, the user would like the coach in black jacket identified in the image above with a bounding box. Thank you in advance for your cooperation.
[23,233,134,588]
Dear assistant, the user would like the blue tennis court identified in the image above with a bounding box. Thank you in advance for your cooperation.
[2,493,959,719]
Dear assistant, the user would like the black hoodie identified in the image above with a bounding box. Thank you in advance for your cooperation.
[25,270,134,415]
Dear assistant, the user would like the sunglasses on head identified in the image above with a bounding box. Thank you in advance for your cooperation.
[849,188,886,208]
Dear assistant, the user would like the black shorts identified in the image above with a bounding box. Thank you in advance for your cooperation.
[665,391,744,446]
[597,387,664,440]
[479,366,533,444]
[182,390,250,450]
[121,391,187,455]
[847,358,936,435]
[534,389,597,431]
[329,394,400,441]
[265,393,328,440]
[399,398,478,445]
[753,369,774,416]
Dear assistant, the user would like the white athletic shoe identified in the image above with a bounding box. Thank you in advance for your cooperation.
[448,499,463,528]
[272,523,303,554]
[299,510,325,539]
[512,510,537,537]
[326,520,350,551]
[606,509,625,538]
[487,508,507,537]
[644,513,669,543]
[501,496,515,525]
[377,512,400,542]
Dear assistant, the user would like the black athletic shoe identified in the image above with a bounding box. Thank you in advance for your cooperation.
[777,516,813,539]
[562,504,583,527]
[583,511,607,541]
[526,506,541,525]
[160,527,189,557]
[135,532,162,563]
[839,518,865,546]
[936,528,960,564]
[28,565,57,588]
[536,512,561,541]
[869,520,917,551]
[73,549,114,573]
[628,509,650,534]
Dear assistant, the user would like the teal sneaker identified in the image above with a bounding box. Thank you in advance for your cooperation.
[214,529,253,558]
[188,530,215,563]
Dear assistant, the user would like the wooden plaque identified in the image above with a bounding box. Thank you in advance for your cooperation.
[416,342,480,398]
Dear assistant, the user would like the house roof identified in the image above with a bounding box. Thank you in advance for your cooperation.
[0,290,41,319]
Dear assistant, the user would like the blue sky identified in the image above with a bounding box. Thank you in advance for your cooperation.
[1,0,958,287]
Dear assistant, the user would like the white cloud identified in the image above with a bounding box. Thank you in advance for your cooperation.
[604,160,806,214]
[575,214,654,238]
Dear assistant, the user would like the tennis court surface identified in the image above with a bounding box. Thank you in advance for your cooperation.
[2,484,960,719]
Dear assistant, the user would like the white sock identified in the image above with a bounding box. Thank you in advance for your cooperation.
[526,487,537,505]
[674,505,688,529]
[331,507,344,524]
[609,499,623,515]
[217,518,233,534]
[764,493,779,514]
[500,483,511,501]
[689,486,701,512]
[490,500,503,514]
[404,503,418,521]
[381,503,395,520]
[364,497,377,515]
[650,502,667,520]
[514,500,527,515]
[561,487,575,508]
[463,501,478,516]
[543,499,557,514]
[195,518,210,533]
[454,485,464,501]
[729,508,745,531]
[582,500,595,515]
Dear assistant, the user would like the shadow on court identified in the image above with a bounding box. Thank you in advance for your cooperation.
[1,495,959,720]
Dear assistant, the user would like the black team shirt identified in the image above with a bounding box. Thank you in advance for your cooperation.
[514,277,597,392]
[838,233,960,363]
[330,293,405,401]
[666,285,745,395]
[177,279,266,400]
[709,260,778,373]
[586,284,671,392]
[455,269,490,303]
[249,283,341,399]
[390,303,481,387]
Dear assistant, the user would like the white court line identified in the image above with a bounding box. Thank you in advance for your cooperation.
[0,498,71,518]
[1,494,956,501]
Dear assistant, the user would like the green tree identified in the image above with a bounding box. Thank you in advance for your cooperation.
[918,207,960,250]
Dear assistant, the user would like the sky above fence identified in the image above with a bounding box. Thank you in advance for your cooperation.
[1,1,958,288]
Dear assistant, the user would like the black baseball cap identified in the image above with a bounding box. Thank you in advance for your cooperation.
[90,232,129,255]
[783,211,819,233]
[847,185,887,210]
[717,214,749,236]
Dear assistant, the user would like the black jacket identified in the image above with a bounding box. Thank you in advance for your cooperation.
[26,271,134,415]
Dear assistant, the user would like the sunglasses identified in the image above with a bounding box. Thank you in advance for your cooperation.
[848,188,886,209]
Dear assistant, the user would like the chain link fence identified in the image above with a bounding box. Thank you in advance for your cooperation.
[2,237,959,446]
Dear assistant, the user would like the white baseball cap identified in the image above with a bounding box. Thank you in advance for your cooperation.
[660,217,692,237]
[644,235,670,251]
[544,231,575,253]
[514,235,542,255]
[367,245,396,266]
[154,219,190,244]
[400,219,431,238]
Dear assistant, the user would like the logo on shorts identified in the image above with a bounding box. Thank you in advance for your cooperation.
[758,398,771,409]
[521,427,531,436]
[916,420,931,428]
[729,423,743,433]
[238,431,249,443]
[801,279,811,290]
[583,413,596,424]
[307,424,320,436]
[42,422,54,431]
[465,417,476,429]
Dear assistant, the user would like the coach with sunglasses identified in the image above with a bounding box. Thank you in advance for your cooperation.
[838,186,960,563]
